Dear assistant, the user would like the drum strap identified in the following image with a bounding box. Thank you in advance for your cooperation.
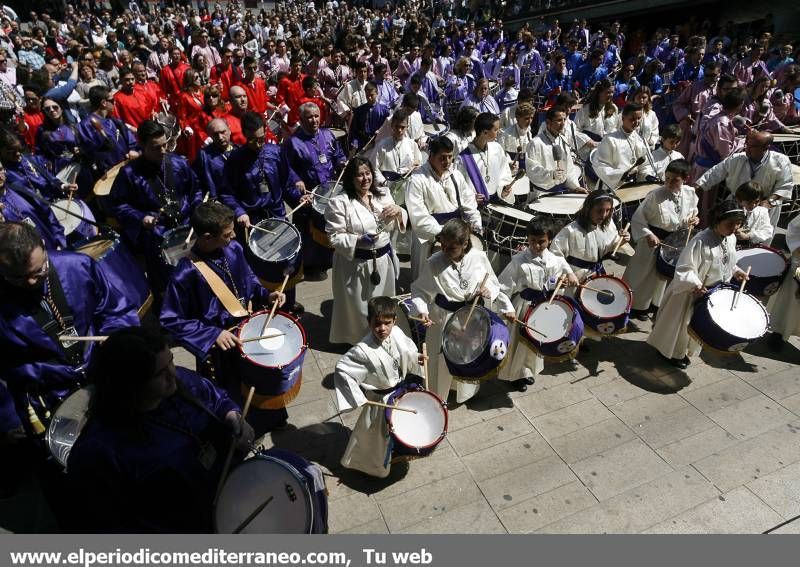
[32,267,85,366]
[191,261,249,318]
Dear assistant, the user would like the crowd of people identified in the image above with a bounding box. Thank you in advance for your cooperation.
[0,0,799,533]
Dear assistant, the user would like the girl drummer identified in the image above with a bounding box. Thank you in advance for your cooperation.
[411,219,513,404]
[623,159,699,320]
[498,219,578,391]
[647,200,749,368]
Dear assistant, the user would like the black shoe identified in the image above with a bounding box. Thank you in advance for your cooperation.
[631,309,650,321]
[289,302,305,315]
[672,356,690,369]
[510,379,528,392]
[523,377,535,385]
[768,332,784,352]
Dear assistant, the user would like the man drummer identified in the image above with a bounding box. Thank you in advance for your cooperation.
[0,130,77,201]
[109,120,203,292]
[526,106,589,197]
[193,118,235,199]
[160,201,288,433]
[456,112,514,206]
[66,327,254,532]
[335,296,425,478]
[405,136,482,281]
[497,102,535,171]
[591,102,655,191]
[370,109,422,187]
[0,162,67,250]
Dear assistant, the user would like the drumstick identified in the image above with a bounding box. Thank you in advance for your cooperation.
[422,343,429,391]
[215,385,255,505]
[408,315,428,323]
[731,265,751,310]
[466,273,490,325]
[548,275,566,305]
[286,188,318,217]
[684,226,693,247]
[261,274,290,335]
[611,221,631,256]
[58,335,109,342]
[512,317,547,337]
[578,283,615,298]
[356,134,377,155]
[364,400,417,414]
[232,494,274,534]
[239,331,286,343]
[249,224,276,235]
[184,193,211,246]
[659,242,680,250]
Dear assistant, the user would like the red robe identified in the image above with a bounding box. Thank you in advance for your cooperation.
[114,88,153,129]
[177,89,207,162]
[137,80,163,113]
[276,72,306,115]
[211,63,237,101]
[22,110,44,151]
[233,76,270,115]
[223,111,277,146]
[159,62,190,110]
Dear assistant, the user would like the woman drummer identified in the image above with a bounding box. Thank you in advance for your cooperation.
[411,218,514,404]
[325,157,406,345]
[66,327,254,532]
[647,200,749,368]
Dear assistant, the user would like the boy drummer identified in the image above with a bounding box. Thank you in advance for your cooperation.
[334,296,426,478]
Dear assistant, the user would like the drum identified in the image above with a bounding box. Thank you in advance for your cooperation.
[655,228,692,279]
[488,79,500,98]
[509,175,532,207]
[51,198,97,241]
[161,225,195,267]
[521,71,543,90]
[236,310,308,409]
[215,450,327,533]
[247,218,303,288]
[616,182,660,218]
[576,274,633,335]
[93,159,130,196]
[394,293,427,349]
[773,133,800,164]
[45,386,93,468]
[483,203,533,257]
[735,245,789,297]
[520,297,584,361]
[528,193,620,232]
[310,180,344,248]
[422,123,448,138]
[385,384,448,457]
[689,284,769,352]
[382,170,408,206]
[441,305,510,382]
[73,233,153,318]
[330,128,347,152]
[267,117,284,140]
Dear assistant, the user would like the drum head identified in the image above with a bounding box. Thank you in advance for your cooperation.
[248,219,302,263]
[51,199,84,234]
[240,312,306,368]
[511,176,531,196]
[389,390,447,448]
[93,159,129,196]
[442,306,490,365]
[46,387,93,468]
[579,276,632,317]
[525,301,572,343]
[616,182,660,204]
[736,247,787,277]
[706,288,768,339]
[528,194,619,216]
[487,204,533,223]
[659,228,691,263]
[422,123,447,136]
[161,226,194,266]
[215,455,313,533]
[330,128,347,141]
[311,181,344,216]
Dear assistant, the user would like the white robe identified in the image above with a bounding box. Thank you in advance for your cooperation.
[637,148,683,182]
[325,190,406,344]
[444,130,474,155]
[337,78,367,110]
[768,215,800,338]
[539,119,594,161]
[623,185,699,310]
[335,326,422,478]
[574,104,619,140]
[497,248,574,380]
[551,219,620,283]
[591,128,655,190]
[647,229,741,359]
[741,206,774,246]
[497,123,533,155]
[405,162,481,280]
[616,108,660,148]
[410,248,514,403]
[456,141,514,201]
[371,136,423,185]
[526,129,582,194]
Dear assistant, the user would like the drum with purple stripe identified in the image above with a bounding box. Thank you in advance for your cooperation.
[520,297,583,360]
[385,384,448,458]
[735,245,788,297]
[655,228,691,279]
[576,275,632,335]
[689,284,769,352]
[442,305,510,382]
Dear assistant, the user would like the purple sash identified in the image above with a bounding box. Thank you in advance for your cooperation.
[460,150,490,201]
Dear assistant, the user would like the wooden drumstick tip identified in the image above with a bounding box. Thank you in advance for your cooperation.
[422,343,429,391]
[249,224,276,235]
[548,275,566,305]
[466,273,491,324]
[731,265,751,310]
[364,400,417,413]
[612,222,631,256]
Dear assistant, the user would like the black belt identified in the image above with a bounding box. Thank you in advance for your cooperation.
[566,255,605,273]
[353,243,391,260]
[519,288,548,303]
[434,294,469,312]
[648,224,673,240]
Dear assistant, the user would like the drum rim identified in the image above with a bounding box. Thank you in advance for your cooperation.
[247,217,303,260]
[387,389,448,450]
[577,275,633,319]
[735,244,789,274]
[697,285,770,341]
[214,453,314,534]
[441,305,493,364]
[311,181,344,215]
[486,203,534,220]
[45,385,94,468]
[236,309,308,369]
[522,297,579,345]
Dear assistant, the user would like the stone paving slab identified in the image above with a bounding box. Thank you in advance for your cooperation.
[746,460,800,519]
[547,417,636,465]
[499,481,598,534]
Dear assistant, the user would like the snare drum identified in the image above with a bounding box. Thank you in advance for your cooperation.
[483,204,533,257]
[51,198,97,242]
[381,170,408,206]
[236,310,308,409]
[528,194,620,233]
[73,233,153,318]
[576,275,633,335]
[394,293,427,349]
[441,305,510,382]
[616,182,660,218]
[92,159,130,196]
[161,225,195,267]
[655,228,691,279]
[46,387,93,468]
[773,133,800,164]
[385,384,448,457]
[520,297,584,361]
[736,245,789,297]
[247,218,303,288]
[330,128,348,152]
[310,180,344,248]
[488,79,500,98]
[215,449,327,533]
[422,123,448,138]
[689,284,769,352]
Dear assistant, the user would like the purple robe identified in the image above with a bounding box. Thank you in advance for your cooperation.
[192,143,234,198]
[77,113,138,181]
[282,128,346,205]
[1,185,67,250]
[350,102,391,150]
[0,251,139,433]
[35,124,95,199]
[3,155,64,200]
[218,143,286,223]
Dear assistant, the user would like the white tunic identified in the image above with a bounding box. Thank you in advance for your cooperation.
[538,119,595,160]
[623,185,699,310]
[444,130,474,155]
[325,190,406,344]
[638,148,683,182]
[335,326,421,478]
[455,141,513,201]
[371,136,423,185]
[741,206,773,246]
[574,104,619,140]
[616,108,659,148]
[647,229,741,359]
[410,248,513,403]
[497,248,574,380]
[526,129,582,193]
[592,128,654,190]
[551,219,620,283]
[768,215,800,338]
[497,123,533,155]
[337,78,367,110]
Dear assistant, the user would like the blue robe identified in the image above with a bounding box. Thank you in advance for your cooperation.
[672,62,704,85]
[192,143,234,199]
[0,251,139,433]
[218,144,285,224]
[573,63,609,93]
[66,367,239,533]
[350,102,391,151]
[3,155,64,200]
[1,185,67,250]
[540,70,572,96]
[77,113,138,182]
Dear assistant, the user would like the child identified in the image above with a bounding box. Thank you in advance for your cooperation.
[624,159,699,319]
[734,181,774,247]
[498,219,578,390]
[411,219,514,403]
[767,213,800,351]
[334,296,425,478]
[647,200,748,368]
[638,123,683,182]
